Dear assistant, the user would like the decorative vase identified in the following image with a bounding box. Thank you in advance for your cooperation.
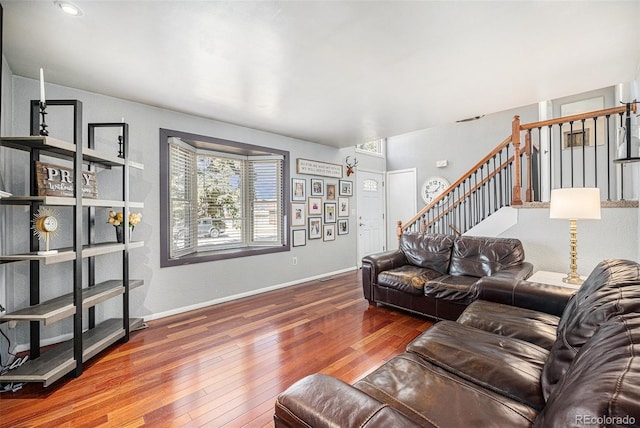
[115,225,124,243]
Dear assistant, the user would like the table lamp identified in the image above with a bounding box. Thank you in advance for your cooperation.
[549,187,601,285]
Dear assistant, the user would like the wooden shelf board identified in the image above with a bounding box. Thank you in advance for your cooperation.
[0,294,76,326]
[129,161,144,170]
[82,198,124,208]
[129,279,144,291]
[83,148,125,167]
[0,250,76,265]
[0,195,75,206]
[130,317,147,331]
[82,242,125,257]
[0,318,125,386]
[83,318,125,361]
[0,342,76,387]
[82,281,125,309]
[127,241,145,250]
[0,136,76,158]
[0,280,142,325]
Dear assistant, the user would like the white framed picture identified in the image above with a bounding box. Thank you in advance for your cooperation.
[338,219,349,235]
[308,217,322,239]
[291,202,305,226]
[338,180,353,196]
[323,224,336,241]
[292,229,306,247]
[311,178,324,196]
[308,196,322,216]
[292,178,306,201]
[324,202,336,223]
[338,197,349,217]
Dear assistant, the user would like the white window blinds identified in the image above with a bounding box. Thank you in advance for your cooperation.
[169,138,197,257]
[247,158,283,244]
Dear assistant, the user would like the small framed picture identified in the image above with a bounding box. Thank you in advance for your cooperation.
[338,197,349,217]
[291,202,305,226]
[308,196,323,216]
[311,178,324,196]
[323,224,336,241]
[326,183,336,200]
[338,180,353,196]
[338,219,349,235]
[292,229,306,247]
[292,178,306,201]
[324,202,336,223]
[308,217,322,240]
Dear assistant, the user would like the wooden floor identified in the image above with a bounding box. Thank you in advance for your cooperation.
[0,270,432,427]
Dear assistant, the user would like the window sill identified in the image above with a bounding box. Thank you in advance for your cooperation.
[161,244,289,267]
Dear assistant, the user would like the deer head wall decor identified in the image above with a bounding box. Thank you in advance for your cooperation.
[345,156,359,176]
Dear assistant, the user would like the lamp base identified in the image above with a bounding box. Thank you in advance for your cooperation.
[562,272,584,285]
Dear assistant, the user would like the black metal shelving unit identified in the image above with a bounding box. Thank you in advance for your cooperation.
[0,100,144,386]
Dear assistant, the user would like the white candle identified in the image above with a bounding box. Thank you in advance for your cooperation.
[39,68,46,104]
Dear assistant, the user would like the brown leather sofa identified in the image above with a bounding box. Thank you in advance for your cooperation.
[361,232,533,320]
[275,258,640,427]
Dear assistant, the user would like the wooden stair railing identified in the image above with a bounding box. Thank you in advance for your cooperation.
[399,102,637,240]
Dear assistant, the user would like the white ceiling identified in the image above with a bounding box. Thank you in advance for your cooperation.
[2,1,639,148]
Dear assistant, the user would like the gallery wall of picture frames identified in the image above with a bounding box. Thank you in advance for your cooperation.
[290,176,352,245]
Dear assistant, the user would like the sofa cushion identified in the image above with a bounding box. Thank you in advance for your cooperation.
[354,352,538,427]
[407,321,548,410]
[541,259,640,400]
[457,300,560,350]
[423,274,478,305]
[449,235,526,278]
[535,314,640,427]
[378,265,442,295]
[399,232,454,273]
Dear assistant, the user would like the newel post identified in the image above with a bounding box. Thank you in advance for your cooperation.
[511,115,523,206]
[396,221,403,241]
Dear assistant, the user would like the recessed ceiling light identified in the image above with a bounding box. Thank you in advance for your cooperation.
[54,1,83,17]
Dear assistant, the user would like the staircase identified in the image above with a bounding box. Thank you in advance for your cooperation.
[398,102,638,238]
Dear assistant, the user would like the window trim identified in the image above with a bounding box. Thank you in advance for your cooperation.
[355,138,386,158]
[160,128,290,267]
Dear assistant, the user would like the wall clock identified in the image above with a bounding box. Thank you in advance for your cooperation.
[421,176,450,205]
[32,207,59,255]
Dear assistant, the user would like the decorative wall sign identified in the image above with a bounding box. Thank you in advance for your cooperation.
[296,158,343,178]
[35,161,98,199]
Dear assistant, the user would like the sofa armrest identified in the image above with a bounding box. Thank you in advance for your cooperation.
[490,262,534,281]
[275,374,419,428]
[361,250,406,302]
[475,276,575,316]
[362,250,406,274]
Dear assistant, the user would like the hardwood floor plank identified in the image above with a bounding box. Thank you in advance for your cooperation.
[0,270,432,427]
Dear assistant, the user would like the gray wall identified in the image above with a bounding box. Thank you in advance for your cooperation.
[501,206,637,275]
[387,104,539,211]
[2,75,359,350]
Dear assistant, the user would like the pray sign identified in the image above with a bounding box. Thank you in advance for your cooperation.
[35,161,98,199]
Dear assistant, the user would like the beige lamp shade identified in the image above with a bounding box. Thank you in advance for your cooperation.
[549,188,601,220]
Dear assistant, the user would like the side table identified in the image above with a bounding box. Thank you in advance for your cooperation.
[527,270,586,290]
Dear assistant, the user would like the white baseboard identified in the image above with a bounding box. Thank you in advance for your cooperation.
[143,265,358,322]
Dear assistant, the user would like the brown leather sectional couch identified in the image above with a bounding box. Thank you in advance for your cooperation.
[362,232,533,320]
[275,258,640,427]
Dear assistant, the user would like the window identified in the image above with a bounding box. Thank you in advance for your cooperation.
[160,129,289,266]
[355,138,385,157]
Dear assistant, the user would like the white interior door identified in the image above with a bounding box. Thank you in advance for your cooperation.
[386,169,417,251]
[357,170,385,265]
